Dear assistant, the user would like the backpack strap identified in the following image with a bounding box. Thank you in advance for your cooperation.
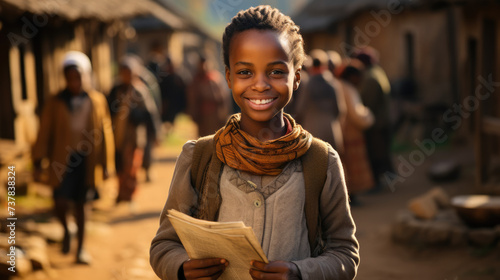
[190,134,223,220]
[301,137,330,255]
[191,135,214,193]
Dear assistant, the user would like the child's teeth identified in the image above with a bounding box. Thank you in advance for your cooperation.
[251,99,273,105]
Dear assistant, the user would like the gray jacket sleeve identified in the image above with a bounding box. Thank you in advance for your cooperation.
[150,141,198,280]
[292,147,360,280]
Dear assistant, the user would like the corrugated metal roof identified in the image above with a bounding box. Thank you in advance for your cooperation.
[0,0,186,29]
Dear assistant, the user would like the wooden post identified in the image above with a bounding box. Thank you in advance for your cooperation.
[474,90,484,191]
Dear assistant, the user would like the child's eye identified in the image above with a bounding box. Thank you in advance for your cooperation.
[236,70,252,76]
[269,69,286,77]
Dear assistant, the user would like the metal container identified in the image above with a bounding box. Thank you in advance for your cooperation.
[451,195,500,228]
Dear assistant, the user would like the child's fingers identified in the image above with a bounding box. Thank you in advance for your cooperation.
[250,261,302,280]
[251,260,288,273]
[249,268,283,280]
[184,258,227,270]
[183,258,228,279]
[250,260,268,271]
[184,264,226,279]
[207,270,225,280]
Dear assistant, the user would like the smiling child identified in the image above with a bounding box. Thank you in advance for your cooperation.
[150,5,359,280]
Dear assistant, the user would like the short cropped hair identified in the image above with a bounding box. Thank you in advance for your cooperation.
[222,5,305,69]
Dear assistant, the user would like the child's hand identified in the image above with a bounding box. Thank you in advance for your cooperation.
[182,258,228,280]
[249,260,302,280]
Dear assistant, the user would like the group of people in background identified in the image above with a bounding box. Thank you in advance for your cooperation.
[30,43,394,264]
[291,46,393,204]
[135,43,395,206]
[30,46,234,264]
[145,44,232,138]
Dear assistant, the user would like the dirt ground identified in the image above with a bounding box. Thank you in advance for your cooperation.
[351,146,500,280]
[11,121,500,280]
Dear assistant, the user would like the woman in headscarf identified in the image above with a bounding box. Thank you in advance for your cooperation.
[32,51,115,264]
[107,55,160,205]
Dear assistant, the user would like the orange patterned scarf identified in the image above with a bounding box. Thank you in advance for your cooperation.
[214,113,312,175]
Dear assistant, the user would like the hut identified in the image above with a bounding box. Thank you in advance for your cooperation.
[0,0,186,144]
[0,0,192,186]
[127,0,222,74]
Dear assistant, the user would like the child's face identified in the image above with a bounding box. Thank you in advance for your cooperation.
[225,29,300,124]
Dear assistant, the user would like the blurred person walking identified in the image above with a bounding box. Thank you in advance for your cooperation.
[140,61,163,115]
[186,55,231,137]
[32,51,115,264]
[139,60,163,183]
[146,41,165,82]
[159,56,189,131]
[327,50,342,75]
[296,49,345,152]
[143,42,164,113]
[107,55,160,204]
[285,55,311,118]
[337,61,375,204]
[355,47,393,191]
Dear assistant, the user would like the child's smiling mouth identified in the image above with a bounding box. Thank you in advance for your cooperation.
[249,98,275,105]
[245,97,278,110]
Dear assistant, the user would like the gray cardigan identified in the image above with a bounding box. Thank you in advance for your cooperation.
[150,141,359,280]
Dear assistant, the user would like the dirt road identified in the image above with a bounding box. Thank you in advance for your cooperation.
[14,139,499,280]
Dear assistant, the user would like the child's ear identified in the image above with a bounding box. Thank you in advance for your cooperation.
[293,67,301,91]
[225,66,232,89]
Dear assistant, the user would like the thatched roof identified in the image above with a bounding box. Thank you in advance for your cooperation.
[0,0,186,29]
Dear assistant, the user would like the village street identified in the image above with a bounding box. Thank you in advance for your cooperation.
[2,1,500,280]
[10,119,499,280]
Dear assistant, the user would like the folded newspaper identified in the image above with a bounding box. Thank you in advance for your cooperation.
[167,209,268,280]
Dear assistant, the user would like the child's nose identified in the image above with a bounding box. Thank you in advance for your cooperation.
[251,73,271,92]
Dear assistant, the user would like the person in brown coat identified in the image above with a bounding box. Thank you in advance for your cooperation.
[32,51,115,264]
[295,49,346,153]
[186,55,231,137]
[355,47,394,192]
[108,55,160,204]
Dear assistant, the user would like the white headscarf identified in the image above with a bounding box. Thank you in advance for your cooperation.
[62,51,93,91]
[120,54,142,76]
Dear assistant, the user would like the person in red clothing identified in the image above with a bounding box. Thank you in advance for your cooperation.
[336,60,375,204]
